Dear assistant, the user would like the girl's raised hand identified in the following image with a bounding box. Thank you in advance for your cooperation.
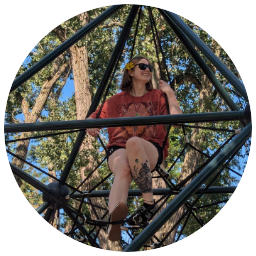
[159,80,173,94]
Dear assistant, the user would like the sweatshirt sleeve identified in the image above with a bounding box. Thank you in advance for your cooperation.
[89,101,107,119]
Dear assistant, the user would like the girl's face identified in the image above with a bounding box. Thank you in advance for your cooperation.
[129,59,152,84]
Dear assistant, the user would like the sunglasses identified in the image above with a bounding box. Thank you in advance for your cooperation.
[135,63,153,72]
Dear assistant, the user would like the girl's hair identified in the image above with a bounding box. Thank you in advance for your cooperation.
[120,56,153,92]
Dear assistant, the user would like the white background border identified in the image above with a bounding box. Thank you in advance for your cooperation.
[1,0,255,255]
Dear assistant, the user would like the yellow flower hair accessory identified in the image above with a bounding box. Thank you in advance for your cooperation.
[125,62,135,70]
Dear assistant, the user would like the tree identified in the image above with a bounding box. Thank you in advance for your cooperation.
[6,48,70,184]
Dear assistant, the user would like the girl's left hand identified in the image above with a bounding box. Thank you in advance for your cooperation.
[159,80,173,95]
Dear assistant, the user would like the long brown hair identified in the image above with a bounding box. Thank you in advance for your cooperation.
[120,56,153,92]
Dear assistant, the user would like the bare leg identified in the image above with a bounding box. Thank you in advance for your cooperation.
[126,137,158,205]
[108,149,133,213]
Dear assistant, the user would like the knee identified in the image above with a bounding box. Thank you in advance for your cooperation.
[126,137,143,150]
[114,165,131,179]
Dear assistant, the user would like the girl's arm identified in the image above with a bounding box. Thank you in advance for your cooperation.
[159,80,182,115]
[86,117,100,137]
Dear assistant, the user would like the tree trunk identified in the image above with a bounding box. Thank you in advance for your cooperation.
[163,74,214,245]
[12,60,69,186]
[67,12,123,251]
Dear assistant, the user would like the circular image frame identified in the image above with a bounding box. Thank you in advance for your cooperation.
[2,2,255,254]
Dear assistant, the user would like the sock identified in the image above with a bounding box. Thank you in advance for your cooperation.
[140,202,155,224]
[143,202,155,210]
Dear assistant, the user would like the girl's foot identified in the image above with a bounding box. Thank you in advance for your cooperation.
[108,202,128,241]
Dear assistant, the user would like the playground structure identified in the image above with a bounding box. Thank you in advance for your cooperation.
[4,5,251,251]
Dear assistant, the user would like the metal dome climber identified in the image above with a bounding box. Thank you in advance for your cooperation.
[5,4,251,251]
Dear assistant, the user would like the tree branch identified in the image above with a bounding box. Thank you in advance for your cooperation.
[101,21,124,29]
[171,72,201,91]
[53,25,66,43]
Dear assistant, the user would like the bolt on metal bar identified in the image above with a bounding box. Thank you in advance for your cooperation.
[158,9,240,112]
[4,110,246,133]
[10,5,123,92]
[159,10,248,101]
[124,122,251,251]
[11,162,98,246]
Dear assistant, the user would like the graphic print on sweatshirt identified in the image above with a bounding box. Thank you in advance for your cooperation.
[116,101,158,139]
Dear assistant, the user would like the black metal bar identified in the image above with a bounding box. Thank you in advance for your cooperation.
[71,186,236,198]
[159,10,248,101]
[124,122,251,251]
[44,208,54,222]
[36,202,49,214]
[86,5,140,117]
[10,5,123,92]
[158,9,240,111]
[58,5,140,184]
[64,207,101,248]
[10,163,52,195]
[5,110,246,133]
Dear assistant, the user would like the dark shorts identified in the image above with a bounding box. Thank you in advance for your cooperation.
[106,141,163,168]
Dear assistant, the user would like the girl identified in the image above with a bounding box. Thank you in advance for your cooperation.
[87,56,182,241]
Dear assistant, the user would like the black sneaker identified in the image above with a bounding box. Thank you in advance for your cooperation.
[127,201,156,228]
